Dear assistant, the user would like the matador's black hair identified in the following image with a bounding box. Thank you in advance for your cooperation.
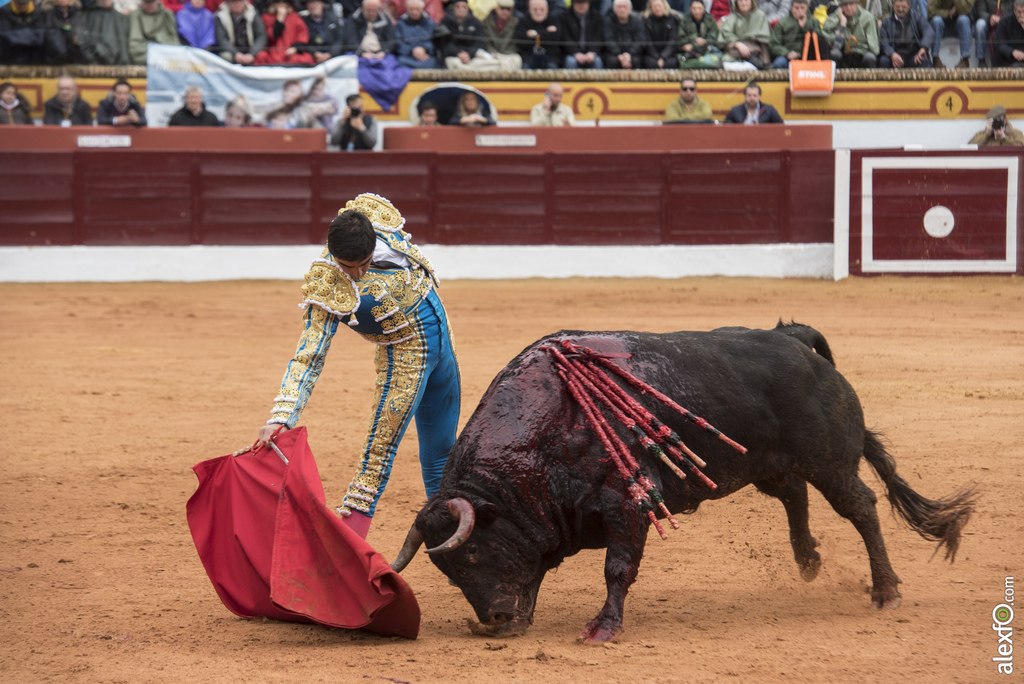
[327,209,376,263]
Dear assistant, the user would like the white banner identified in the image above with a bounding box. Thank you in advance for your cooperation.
[145,44,358,129]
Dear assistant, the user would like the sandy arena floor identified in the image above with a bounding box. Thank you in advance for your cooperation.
[1,276,1022,683]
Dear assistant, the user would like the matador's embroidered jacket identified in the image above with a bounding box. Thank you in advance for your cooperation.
[267,194,439,428]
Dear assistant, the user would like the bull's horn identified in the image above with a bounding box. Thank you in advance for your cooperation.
[391,524,425,573]
[425,498,476,555]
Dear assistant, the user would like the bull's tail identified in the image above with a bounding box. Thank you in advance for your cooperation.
[863,429,976,562]
[773,320,835,367]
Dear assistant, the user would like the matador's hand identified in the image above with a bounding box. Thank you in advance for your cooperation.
[232,424,288,456]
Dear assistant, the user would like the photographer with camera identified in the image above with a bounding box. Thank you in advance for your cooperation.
[330,93,378,151]
[969,105,1023,147]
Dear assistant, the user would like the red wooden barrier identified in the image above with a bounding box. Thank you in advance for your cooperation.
[0,126,327,152]
[384,124,833,153]
[0,150,836,247]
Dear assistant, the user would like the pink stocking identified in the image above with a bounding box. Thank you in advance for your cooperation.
[342,510,372,539]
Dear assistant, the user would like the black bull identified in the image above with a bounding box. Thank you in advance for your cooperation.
[391,323,975,642]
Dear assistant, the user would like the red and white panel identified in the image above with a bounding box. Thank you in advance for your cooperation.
[860,156,1018,274]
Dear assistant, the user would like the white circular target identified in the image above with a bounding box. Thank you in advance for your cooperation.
[923,205,955,238]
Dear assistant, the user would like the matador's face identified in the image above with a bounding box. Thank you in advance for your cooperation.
[336,253,372,280]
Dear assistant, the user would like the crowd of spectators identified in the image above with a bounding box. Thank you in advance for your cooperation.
[2,0,1023,68]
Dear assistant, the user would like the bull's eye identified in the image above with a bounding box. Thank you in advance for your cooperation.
[467,543,478,555]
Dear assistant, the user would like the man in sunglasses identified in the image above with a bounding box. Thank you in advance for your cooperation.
[665,78,713,123]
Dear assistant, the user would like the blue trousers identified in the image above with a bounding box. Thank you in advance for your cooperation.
[931,14,972,59]
[397,54,440,69]
[564,54,605,69]
[341,289,461,516]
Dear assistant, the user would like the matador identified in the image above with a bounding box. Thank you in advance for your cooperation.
[251,193,461,539]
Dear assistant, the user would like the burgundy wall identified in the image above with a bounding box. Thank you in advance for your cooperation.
[847,149,1024,276]
[0,150,835,247]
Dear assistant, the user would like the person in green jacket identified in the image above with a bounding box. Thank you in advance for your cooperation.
[721,0,772,68]
[678,0,722,61]
[664,78,714,122]
[78,0,130,65]
[824,0,880,66]
[770,0,827,67]
[128,0,180,65]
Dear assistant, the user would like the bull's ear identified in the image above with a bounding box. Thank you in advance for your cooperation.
[475,501,501,528]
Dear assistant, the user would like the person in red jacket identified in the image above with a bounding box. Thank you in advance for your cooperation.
[255,0,313,65]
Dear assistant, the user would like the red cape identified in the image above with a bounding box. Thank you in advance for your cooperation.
[186,427,419,638]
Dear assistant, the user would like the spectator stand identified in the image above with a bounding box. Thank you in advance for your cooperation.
[3,64,1021,132]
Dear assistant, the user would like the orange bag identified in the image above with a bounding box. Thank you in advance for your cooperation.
[789,32,835,97]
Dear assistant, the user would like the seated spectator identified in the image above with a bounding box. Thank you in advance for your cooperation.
[222,95,254,126]
[759,0,792,25]
[343,0,396,58]
[664,77,713,122]
[710,0,732,22]
[482,0,524,69]
[969,104,1023,145]
[43,0,84,65]
[129,0,180,65]
[824,0,879,66]
[0,0,47,65]
[973,0,1009,67]
[443,0,496,68]
[418,99,440,125]
[927,0,972,67]
[515,0,564,68]
[396,0,438,68]
[561,0,604,68]
[0,82,35,125]
[298,0,344,63]
[97,79,147,126]
[769,0,823,67]
[330,93,378,149]
[77,0,128,65]
[530,82,575,126]
[678,0,722,61]
[43,74,92,126]
[721,0,771,67]
[604,0,646,68]
[449,90,494,125]
[215,0,267,65]
[168,85,221,126]
[177,0,216,50]
[256,0,314,64]
[879,0,933,67]
[390,0,445,22]
[515,0,565,18]
[724,82,784,123]
[642,0,679,68]
[992,0,1024,66]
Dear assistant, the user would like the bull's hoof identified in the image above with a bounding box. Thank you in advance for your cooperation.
[798,554,821,582]
[871,595,902,610]
[579,619,622,644]
[465,617,529,637]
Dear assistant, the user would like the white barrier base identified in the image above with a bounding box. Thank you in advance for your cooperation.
[0,243,835,282]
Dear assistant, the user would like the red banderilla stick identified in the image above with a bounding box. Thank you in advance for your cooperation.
[562,340,748,455]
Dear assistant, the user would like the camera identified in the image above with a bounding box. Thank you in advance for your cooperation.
[992,117,1005,131]
[349,107,362,118]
